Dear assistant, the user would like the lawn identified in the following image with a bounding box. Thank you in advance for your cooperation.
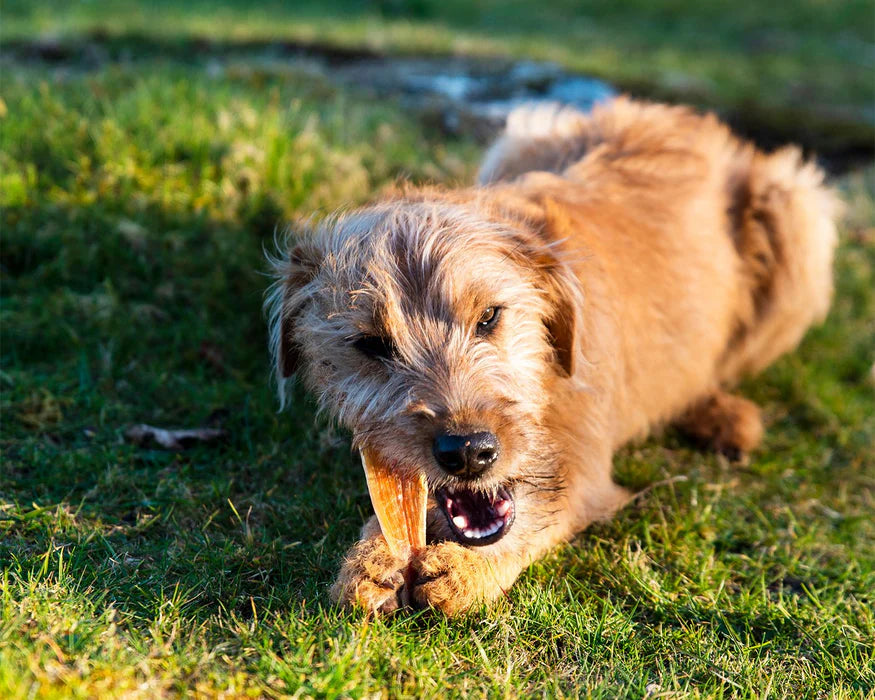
[1,1,874,697]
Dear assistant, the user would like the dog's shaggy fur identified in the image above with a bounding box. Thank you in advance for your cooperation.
[267,98,840,615]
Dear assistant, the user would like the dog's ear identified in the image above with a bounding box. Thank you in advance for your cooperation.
[543,263,578,377]
[508,196,581,377]
[275,243,321,378]
[539,196,583,377]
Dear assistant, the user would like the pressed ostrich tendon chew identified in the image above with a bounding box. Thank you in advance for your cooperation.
[360,448,427,560]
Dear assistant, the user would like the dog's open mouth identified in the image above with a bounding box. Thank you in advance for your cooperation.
[436,485,515,545]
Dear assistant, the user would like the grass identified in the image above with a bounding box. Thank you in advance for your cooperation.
[3,0,875,165]
[1,2,874,697]
[3,0,873,122]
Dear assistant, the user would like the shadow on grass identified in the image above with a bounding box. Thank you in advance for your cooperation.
[1,193,374,622]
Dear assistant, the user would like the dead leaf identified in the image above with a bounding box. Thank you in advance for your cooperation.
[124,423,225,450]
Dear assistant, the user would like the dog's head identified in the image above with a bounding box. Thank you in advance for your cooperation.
[267,195,581,548]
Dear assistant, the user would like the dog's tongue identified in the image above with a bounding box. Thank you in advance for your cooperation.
[360,448,427,560]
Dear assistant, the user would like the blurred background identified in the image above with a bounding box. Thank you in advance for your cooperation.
[1,1,873,696]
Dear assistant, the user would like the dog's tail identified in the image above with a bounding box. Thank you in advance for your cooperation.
[719,146,842,382]
[478,103,596,185]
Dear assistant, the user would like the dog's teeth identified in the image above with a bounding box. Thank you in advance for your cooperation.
[445,497,453,510]
[461,521,503,540]
[452,515,468,529]
[495,500,511,516]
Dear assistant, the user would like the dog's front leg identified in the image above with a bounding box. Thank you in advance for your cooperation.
[329,516,408,614]
[407,540,524,615]
[405,504,567,615]
[330,514,524,615]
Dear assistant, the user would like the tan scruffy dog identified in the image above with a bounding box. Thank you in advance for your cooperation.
[267,97,840,615]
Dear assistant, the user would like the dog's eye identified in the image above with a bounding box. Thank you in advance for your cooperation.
[476,306,501,336]
[352,334,397,361]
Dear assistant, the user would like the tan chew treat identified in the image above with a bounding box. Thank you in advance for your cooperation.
[360,448,427,560]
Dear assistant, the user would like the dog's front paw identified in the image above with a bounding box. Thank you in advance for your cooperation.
[330,536,407,615]
[410,542,503,615]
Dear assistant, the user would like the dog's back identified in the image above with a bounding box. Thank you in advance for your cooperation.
[480,98,840,399]
[477,103,598,185]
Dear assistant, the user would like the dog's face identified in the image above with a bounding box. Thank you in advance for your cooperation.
[270,199,579,550]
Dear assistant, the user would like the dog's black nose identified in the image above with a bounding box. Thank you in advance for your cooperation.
[432,431,499,478]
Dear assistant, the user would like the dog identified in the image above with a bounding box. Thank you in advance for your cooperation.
[266,97,839,615]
